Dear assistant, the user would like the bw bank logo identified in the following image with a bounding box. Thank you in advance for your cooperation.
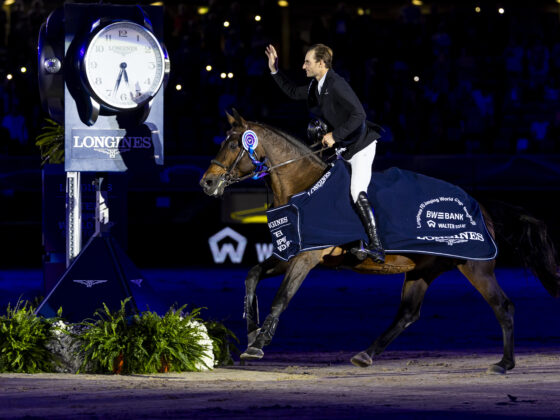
[209,227,247,263]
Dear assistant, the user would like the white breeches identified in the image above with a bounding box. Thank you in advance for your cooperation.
[345,140,377,202]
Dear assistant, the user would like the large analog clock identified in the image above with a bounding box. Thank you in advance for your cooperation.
[80,20,169,112]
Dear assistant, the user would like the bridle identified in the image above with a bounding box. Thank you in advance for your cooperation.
[210,134,328,188]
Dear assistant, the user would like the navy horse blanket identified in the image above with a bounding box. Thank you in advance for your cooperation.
[266,159,498,261]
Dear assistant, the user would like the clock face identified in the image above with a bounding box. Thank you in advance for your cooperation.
[83,21,166,110]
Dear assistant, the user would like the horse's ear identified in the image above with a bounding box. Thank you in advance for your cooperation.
[225,110,236,126]
[232,108,247,127]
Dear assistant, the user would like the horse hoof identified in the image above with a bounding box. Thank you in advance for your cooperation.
[240,346,264,360]
[486,364,506,375]
[351,351,372,368]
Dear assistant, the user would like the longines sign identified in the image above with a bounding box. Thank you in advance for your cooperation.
[67,128,162,171]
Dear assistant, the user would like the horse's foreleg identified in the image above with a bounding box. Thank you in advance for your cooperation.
[458,260,515,374]
[241,251,322,360]
[244,256,288,346]
[351,269,435,367]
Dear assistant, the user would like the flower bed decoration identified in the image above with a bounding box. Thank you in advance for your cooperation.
[1,298,238,374]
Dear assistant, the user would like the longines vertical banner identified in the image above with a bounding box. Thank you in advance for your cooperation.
[63,4,168,172]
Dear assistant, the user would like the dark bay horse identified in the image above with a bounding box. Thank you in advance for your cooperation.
[200,110,560,374]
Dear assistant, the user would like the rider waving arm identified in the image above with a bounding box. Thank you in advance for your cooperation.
[266,44,309,100]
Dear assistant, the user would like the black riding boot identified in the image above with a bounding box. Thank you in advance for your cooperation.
[351,191,385,263]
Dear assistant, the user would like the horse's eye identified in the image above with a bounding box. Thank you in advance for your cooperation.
[229,141,239,150]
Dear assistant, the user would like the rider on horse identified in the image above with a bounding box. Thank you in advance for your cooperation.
[265,43,385,263]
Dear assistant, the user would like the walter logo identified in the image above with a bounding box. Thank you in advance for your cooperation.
[209,227,247,263]
[71,129,152,159]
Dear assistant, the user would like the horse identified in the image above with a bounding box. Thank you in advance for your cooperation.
[200,109,560,374]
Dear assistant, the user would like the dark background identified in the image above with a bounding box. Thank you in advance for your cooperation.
[0,0,559,363]
[0,0,559,270]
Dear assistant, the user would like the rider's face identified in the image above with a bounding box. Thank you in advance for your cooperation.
[303,50,324,79]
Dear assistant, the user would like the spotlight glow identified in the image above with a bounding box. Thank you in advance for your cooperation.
[255,15,262,22]
[498,7,505,14]
[220,73,227,79]
[175,84,182,91]
[277,0,289,7]
[223,21,230,28]
[227,72,234,79]
[475,6,481,13]
[20,67,26,73]
[197,7,209,15]
[206,65,212,71]
[6,74,12,80]
[413,76,420,82]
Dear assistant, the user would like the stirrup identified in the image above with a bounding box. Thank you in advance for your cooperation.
[351,241,385,263]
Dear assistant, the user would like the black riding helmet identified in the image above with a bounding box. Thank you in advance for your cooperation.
[307,118,328,144]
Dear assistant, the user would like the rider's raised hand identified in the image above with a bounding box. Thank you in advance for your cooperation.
[265,44,279,73]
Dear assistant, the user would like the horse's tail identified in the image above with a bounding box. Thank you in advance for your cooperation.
[484,200,560,298]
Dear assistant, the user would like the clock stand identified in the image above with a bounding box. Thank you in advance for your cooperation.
[35,4,169,322]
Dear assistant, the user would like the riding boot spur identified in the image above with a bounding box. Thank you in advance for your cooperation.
[252,314,279,348]
[351,191,385,263]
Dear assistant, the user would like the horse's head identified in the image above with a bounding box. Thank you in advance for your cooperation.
[200,109,267,197]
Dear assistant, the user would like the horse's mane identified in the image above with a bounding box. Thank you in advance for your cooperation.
[252,122,326,168]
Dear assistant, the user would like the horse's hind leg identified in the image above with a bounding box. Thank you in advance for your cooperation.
[458,260,515,374]
[241,250,322,360]
[351,266,439,367]
[245,256,289,346]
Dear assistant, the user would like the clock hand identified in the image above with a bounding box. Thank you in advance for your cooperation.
[112,68,123,97]
[123,67,129,86]
[120,63,135,99]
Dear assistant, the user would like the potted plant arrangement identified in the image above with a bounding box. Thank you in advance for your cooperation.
[75,298,217,374]
[1,298,238,374]
[0,300,61,373]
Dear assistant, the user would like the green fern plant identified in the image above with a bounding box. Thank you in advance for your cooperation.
[129,305,211,373]
[0,300,61,373]
[35,118,64,165]
[76,298,214,374]
[75,298,135,374]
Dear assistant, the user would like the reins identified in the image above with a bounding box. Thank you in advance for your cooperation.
[264,141,327,172]
[212,138,328,186]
